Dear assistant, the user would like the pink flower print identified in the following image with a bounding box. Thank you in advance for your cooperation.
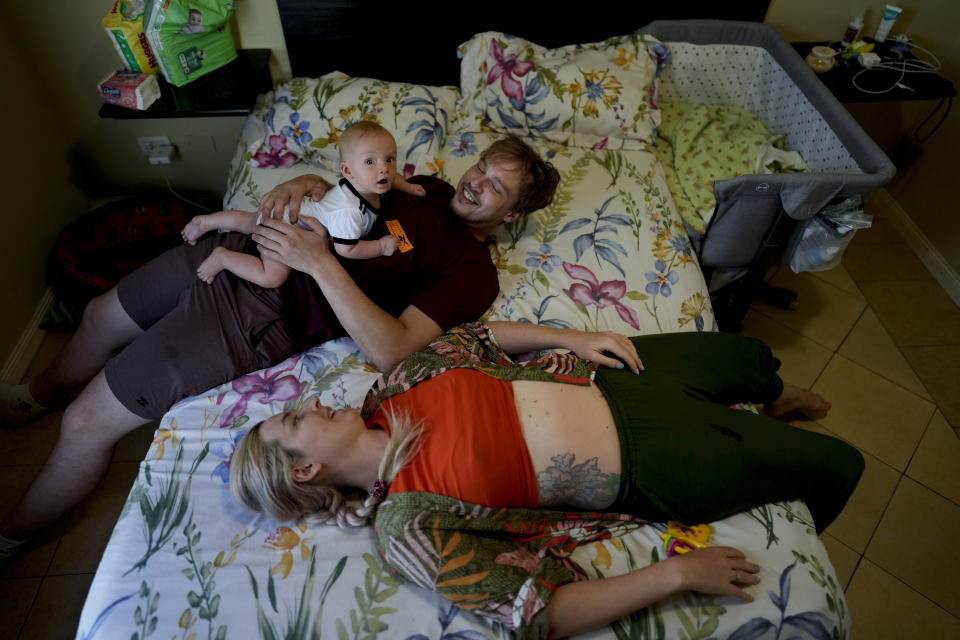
[487,39,535,108]
[592,137,609,150]
[562,261,641,330]
[252,134,297,168]
[220,356,303,427]
[403,163,415,181]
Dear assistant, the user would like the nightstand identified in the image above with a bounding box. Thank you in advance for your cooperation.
[791,41,956,103]
[99,49,273,119]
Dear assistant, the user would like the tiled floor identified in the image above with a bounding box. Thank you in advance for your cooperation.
[1,189,959,638]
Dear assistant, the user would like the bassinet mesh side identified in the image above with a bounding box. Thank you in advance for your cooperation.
[657,43,861,173]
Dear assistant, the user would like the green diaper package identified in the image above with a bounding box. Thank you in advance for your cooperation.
[144,0,236,86]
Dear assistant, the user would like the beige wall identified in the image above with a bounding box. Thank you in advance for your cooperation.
[0,4,87,362]
[766,0,960,278]
[0,1,288,366]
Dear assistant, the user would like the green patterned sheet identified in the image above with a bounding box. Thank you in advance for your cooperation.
[656,103,809,233]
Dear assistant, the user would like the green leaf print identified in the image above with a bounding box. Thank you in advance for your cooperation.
[246,547,346,640]
[534,153,592,245]
[127,442,209,574]
[335,553,401,640]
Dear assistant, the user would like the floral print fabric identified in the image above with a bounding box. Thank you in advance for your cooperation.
[246,72,460,174]
[457,31,669,150]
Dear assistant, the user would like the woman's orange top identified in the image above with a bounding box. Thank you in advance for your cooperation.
[369,368,539,508]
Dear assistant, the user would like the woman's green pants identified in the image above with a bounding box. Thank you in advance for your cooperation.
[595,332,863,533]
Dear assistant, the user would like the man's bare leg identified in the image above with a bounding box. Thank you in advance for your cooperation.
[1,371,147,540]
[29,289,143,409]
[766,382,831,419]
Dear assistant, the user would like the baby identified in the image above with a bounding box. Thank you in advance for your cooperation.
[181,121,425,287]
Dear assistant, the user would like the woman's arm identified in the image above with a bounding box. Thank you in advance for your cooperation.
[485,322,643,373]
[546,547,759,639]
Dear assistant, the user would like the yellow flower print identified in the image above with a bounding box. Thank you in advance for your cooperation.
[610,47,636,69]
[265,524,311,579]
[678,292,709,328]
[592,541,612,571]
[151,418,180,461]
[426,156,444,174]
[569,70,623,118]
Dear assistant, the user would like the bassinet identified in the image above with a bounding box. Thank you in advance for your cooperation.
[641,20,895,330]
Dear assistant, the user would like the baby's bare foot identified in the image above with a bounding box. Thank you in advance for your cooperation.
[182,215,213,245]
[196,246,228,284]
[766,383,831,420]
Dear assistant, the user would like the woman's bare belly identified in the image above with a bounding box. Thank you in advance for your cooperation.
[511,380,622,509]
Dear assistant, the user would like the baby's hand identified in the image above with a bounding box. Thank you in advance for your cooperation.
[379,235,398,256]
[410,184,426,197]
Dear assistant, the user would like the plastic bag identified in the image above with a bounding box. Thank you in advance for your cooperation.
[143,0,236,86]
[102,0,158,74]
[789,196,872,273]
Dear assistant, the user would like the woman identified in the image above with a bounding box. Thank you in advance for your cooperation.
[230,322,863,639]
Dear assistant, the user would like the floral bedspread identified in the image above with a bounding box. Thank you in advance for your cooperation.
[78,47,849,639]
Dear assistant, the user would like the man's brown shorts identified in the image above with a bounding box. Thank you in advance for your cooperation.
[104,232,298,420]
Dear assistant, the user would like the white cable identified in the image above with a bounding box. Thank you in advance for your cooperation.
[851,36,943,95]
[164,174,214,212]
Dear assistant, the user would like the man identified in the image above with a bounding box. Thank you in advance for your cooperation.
[0,135,559,557]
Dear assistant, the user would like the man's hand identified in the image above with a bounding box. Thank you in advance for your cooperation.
[253,216,333,275]
[257,174,331,224]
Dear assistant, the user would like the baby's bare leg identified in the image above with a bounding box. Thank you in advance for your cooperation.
[197,246,291,288]
[182,210,259,245]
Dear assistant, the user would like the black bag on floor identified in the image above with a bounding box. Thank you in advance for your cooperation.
[43,194,218,331]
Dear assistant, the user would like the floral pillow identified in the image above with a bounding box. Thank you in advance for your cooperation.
[457,32,670,150]
[248,72,461,174]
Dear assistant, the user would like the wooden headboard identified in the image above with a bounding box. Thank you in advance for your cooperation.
[276,1,771,84]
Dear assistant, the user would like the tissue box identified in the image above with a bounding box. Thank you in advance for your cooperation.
[98,71,161,110]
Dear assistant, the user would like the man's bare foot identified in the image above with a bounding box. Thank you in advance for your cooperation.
[766,383,831,420]
[182,215,213,245]
[196,247,229,284]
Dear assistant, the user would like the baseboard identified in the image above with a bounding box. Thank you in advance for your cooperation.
[0,287,55,384]
[880,191,960,308]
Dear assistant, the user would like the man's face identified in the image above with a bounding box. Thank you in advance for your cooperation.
[450,155,527,232]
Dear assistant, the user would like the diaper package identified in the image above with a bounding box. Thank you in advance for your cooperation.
[98,70,161,110]
[143,0,237,87]
[101,0,159,74]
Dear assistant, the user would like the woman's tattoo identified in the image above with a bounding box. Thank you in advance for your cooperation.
[537,452,620,508]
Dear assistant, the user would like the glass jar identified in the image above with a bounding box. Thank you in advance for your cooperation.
[805,46,837,73]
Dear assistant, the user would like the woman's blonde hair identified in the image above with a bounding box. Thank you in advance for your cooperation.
[229,405,421,527]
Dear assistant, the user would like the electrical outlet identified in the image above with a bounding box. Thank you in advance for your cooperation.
[137,136,171,155]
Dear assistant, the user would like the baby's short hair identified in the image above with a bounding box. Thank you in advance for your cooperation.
[338,121,394,160]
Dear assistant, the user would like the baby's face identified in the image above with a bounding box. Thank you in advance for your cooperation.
[188,11,202,27]
[340,131,398,199]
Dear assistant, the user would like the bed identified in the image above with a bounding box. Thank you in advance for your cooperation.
[77,7,887,639]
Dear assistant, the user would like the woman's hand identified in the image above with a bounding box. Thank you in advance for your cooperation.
[257,174,331,223]
[253,216,334,275]
[672,546,760,602]
[546,544,759,637]
[566,331,643,374]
